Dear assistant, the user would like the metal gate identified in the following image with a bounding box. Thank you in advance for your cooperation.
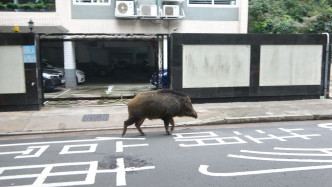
[39,34,168,106]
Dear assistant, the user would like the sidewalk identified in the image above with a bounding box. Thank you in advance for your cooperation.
[1,99,332,135]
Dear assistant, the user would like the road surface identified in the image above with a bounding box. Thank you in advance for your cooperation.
[1,120,332,186]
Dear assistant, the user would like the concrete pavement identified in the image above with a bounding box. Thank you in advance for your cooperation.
[1,99,332,135]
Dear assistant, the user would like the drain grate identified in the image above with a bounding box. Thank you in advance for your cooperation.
[82,114,109,122]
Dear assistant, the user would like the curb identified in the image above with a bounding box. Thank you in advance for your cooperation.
[2,114,332,136]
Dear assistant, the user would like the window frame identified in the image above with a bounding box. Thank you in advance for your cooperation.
[187,0,238,7]
[73,0,111,6]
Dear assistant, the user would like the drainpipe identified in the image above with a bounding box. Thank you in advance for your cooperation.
[323,32,330,99]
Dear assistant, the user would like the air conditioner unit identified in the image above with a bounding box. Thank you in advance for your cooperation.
[115,1,134,17]
[163,5,180,17]
[139,4,157,17]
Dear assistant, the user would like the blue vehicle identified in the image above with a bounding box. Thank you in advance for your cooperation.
[150,70,167,88]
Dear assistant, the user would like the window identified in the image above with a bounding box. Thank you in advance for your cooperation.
[74,0,110,5]
[188,0,236,6]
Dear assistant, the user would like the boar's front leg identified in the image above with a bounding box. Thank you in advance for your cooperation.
[163,118,172,135]
[135,118,145,136]
[170,118,175,132]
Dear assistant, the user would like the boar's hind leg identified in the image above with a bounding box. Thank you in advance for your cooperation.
[163,118,172,135]
[122,117,137,137]
[135,118,145,136]
[170,118,175,132]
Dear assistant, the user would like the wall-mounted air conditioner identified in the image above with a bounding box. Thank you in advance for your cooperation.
[139,4,158,17]
[163,5,180,17]
[115,1,134,17]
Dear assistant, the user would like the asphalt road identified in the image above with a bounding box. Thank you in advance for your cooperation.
[1,120,332,186]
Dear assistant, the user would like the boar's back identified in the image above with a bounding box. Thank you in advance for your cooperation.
[127,90,187,120]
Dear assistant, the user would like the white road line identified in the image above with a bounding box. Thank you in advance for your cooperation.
[199,164,332,177]
[255,130,266,134]
[233,131,242,135]
[228,154,332,163]
[116,141,148,153]
[44,89,71,104]
[240,150,332,156]
[275,147,332,151]
[105,85,114,94]
[59,144,98,155]
[0,159,155,186]
[0,137,145,147]
[318,123,332,130]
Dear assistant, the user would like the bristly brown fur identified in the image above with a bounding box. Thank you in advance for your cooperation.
[122,89,197,137]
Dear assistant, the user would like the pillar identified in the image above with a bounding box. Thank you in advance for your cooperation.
[63,36,77,88]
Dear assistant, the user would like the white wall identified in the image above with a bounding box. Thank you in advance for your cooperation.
[260,45,323,86]
[0,46,26,94]
[182,45,251,88]
[259,45,323,86]
[0,12,60,27]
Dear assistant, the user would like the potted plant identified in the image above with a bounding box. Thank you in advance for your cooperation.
[6,2,18,10]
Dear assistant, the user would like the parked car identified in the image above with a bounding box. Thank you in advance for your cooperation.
[90,60,115,77]
[42,69,65,91]
[42,59,85,84]
[150,70,167,88]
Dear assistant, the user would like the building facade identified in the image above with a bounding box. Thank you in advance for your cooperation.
[0,0,248,34]
[0,0,249,110]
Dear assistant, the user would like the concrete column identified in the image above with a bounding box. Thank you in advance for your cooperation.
[63,36,77,88]
[158,37,163,72]
[238,0,248,33]
[163,36,168,70]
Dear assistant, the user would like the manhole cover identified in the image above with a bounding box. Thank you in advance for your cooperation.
[82,114,109,122]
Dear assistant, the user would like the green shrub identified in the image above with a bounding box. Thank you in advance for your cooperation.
[45,3,55,11]
[20,3,33,10]
[6,3,18,9]
[0,3,5,9]
[33,3,45,9]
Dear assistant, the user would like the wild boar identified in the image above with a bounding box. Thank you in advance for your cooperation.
[122,89,198,137]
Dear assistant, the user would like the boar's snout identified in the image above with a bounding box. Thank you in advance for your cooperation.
[184,97,198,119]
[191,110,198,119]
[186,108,198,119]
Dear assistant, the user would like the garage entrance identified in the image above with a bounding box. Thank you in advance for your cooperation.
[40,34,167,106]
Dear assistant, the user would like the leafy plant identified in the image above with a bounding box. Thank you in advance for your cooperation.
[45,3,55,11]
[20,3,33,10]
[249,0,332,33]
[33,3,45,9]
[0,3,5,9]
[6,2,18,9]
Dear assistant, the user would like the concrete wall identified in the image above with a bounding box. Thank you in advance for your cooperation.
[0,46,26,94]
[170,34,329,100]
[0,33,42,111]
[182,45,250,88]
[260,45,322,86]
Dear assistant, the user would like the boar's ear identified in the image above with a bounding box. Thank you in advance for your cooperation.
[184,96,192,107]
